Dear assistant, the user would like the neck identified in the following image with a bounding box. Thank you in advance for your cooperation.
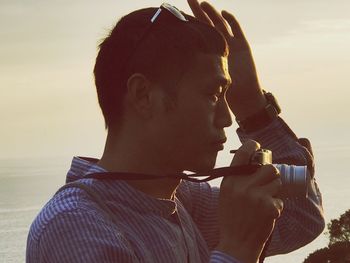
[97,128,182,200]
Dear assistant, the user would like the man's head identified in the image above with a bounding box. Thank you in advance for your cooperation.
[94,4,228,128]
[94,4,233,172]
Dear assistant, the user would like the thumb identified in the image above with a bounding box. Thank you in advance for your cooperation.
[230,139,260,166]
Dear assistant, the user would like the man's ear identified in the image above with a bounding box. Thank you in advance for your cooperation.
[126,73,154,119]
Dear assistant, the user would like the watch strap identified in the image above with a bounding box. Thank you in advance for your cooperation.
[237,91,281,133]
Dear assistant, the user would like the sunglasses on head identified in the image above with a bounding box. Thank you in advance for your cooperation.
[138,3,188,47]
[152,3,188,23]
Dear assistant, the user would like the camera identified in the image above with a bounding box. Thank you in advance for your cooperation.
[251,149,310,198]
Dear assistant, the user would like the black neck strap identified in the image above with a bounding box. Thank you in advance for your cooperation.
[85,164,261,183]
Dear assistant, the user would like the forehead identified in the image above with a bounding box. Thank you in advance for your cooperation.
[182,53,231,87]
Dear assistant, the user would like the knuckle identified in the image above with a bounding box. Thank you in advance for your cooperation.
[263,164,279,177]
[273,198,284,218]
[253,192,284,219]
[271,209,280,219]
[265,198,283,219]
[276,198,284,210]
[244,139,261,150]
[232,140,261,165]
[251,191,266,206]
[234,151,250,161]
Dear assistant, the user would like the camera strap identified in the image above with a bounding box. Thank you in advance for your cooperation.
[84,164,271,262]
[84,164,261,182]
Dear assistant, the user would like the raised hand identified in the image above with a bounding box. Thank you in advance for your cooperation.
[187,0,267,120]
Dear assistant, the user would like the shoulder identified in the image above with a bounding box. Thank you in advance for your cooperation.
[28,181,110,243]
[27,181,137,262]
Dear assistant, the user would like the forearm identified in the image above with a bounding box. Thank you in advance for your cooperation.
[236,117,325,255]
[237,117,312,167]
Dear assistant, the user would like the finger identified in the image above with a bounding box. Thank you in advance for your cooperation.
[253,164,280,186]
[259,178,282,197]
[221,10,246,40]
[230,139,260,166]
[298,138,313,156]
[187,0,213,26]
[271,198,284,219]
[261,196,284,220]
[200,2,232,39]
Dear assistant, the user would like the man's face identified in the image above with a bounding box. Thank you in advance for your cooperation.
[152,53,233,173]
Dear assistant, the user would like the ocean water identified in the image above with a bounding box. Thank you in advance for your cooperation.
[0,147,349,263]
[0,157,69,263]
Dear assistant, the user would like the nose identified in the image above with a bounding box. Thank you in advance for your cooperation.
[214,96,233,128]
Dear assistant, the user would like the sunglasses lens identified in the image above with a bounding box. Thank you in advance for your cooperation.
[161,3,188,21]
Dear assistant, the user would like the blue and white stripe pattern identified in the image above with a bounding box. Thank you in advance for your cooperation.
[26,118,324,262]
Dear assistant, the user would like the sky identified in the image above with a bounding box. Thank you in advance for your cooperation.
[1,0,349,159]
[1,0,350,261]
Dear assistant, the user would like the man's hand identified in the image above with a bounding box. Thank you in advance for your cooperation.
[187,0,267,121]
[216,140,283,263]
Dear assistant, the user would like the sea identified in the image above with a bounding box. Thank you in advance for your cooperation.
[0,146,349,263]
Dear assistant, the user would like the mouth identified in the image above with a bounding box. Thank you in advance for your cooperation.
[212,138,227,151]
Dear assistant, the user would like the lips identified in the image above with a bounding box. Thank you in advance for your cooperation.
[212,138,227,151]
[213,143,224,151]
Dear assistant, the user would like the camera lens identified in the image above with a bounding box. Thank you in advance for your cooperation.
[274,164,310,198]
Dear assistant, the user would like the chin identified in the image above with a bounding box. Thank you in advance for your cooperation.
[185,155,217,174]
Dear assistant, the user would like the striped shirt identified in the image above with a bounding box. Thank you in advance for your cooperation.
[26,118,324,262]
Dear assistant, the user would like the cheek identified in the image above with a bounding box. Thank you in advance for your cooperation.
[167,94,217,146]
[188,108,216,138]
[180,96,216,125]
[177,115,216,153]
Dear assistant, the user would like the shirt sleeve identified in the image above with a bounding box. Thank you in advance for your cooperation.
[210,250,242,263]
[180,117,325,256]
[32,209,139,263]
[237,117,325,255]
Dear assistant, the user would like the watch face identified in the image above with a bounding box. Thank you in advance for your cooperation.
[266,92,281,114]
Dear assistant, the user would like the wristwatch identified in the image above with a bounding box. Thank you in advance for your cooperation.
[236,90,281,133]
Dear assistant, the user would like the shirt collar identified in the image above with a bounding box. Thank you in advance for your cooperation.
[65,156,177,217]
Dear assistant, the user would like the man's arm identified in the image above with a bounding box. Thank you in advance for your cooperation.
[237,118,324,255]
[179,141,283,263]
[184,1,324,258]
[178,117,324,257]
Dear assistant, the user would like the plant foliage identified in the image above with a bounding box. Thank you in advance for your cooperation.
[303,209,350,262]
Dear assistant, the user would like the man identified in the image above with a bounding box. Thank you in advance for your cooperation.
[26,1,324,262]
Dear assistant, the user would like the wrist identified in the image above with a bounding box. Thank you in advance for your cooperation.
[227,83,267,121]
[236,91,281,133]
[235,92,266,121]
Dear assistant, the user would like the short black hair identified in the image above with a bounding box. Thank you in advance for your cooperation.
[94,7,228,129]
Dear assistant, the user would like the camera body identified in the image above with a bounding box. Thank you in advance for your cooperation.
[251,149,310,198]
